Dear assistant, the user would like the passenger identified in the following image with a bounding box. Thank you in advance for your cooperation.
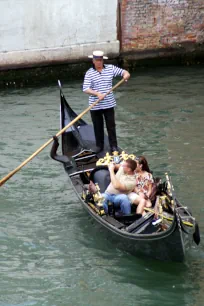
[128,156,154,215]
[102,159,137,215]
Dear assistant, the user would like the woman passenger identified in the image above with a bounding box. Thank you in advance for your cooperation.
[128,156,154,215]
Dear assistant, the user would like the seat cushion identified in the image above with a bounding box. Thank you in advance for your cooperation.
[90,166,110,193]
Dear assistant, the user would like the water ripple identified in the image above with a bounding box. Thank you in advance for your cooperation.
[0,66,204,306]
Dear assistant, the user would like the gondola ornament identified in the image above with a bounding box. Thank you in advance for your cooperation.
[93,183,104,205]
[113,151,120,164]
[165,172,175,208]
[96,151,136,166]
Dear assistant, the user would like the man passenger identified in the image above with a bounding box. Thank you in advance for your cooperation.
[102,159,137,215]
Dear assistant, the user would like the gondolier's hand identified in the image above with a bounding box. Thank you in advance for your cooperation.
[97,92,106,101]
[122,70,130,82]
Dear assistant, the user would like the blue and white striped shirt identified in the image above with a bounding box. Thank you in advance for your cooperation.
[83,64,124,110]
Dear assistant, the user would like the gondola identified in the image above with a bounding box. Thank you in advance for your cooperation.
[50,81,200,262]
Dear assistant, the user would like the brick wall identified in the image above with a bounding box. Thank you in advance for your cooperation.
[120,0,204,54]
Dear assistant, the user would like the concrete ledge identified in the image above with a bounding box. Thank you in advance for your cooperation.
[120,42,204,60]
[119,43,204,69]
[0,41,120,71]
[1,42,203,88]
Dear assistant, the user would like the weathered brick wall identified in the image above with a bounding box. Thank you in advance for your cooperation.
[120,0,204,53]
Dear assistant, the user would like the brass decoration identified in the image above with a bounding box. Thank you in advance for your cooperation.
[93,183,104,206]
[96,151,136,166]
[165,172,175,209]
[89,183,105,216]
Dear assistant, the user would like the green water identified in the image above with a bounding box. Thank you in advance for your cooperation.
[0,66,204,306]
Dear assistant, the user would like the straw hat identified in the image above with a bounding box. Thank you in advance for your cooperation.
[88,50,108,59]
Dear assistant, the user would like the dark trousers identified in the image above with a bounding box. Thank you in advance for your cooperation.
[90,107,117,149]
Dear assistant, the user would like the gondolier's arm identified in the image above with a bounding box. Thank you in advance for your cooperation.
[84,88,105,101]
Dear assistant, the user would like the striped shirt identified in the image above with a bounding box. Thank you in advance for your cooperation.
[83,64,124,110]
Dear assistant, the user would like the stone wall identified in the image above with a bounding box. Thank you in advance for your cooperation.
[120,0,204,57]
[1,0,204,78]
[0,0,119,70]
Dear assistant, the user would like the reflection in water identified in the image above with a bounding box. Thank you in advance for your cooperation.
[0,65,204,306]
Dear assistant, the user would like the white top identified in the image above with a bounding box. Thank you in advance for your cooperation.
[83,64,124,110]
[106,167,136,195]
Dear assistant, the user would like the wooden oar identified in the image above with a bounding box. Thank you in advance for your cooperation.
[0,78,125,187]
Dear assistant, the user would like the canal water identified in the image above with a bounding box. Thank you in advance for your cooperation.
[0,65,204,306]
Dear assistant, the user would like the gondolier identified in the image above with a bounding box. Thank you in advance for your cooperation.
[83,50,130,153]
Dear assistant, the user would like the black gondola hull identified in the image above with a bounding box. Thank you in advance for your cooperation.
[50,81,199,262]
[69,174,193,262]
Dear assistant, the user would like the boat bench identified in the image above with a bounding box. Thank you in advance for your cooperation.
[102,215,124,229]
[126,212,154,233]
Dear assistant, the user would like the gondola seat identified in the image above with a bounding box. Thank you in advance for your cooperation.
[89,167,140,222]
[89,166,110,193]
[89,168,162,222]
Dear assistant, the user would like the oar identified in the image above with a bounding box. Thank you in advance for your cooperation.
[0,78,125,187]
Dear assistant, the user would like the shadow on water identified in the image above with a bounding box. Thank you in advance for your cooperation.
[74,209,204,306]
